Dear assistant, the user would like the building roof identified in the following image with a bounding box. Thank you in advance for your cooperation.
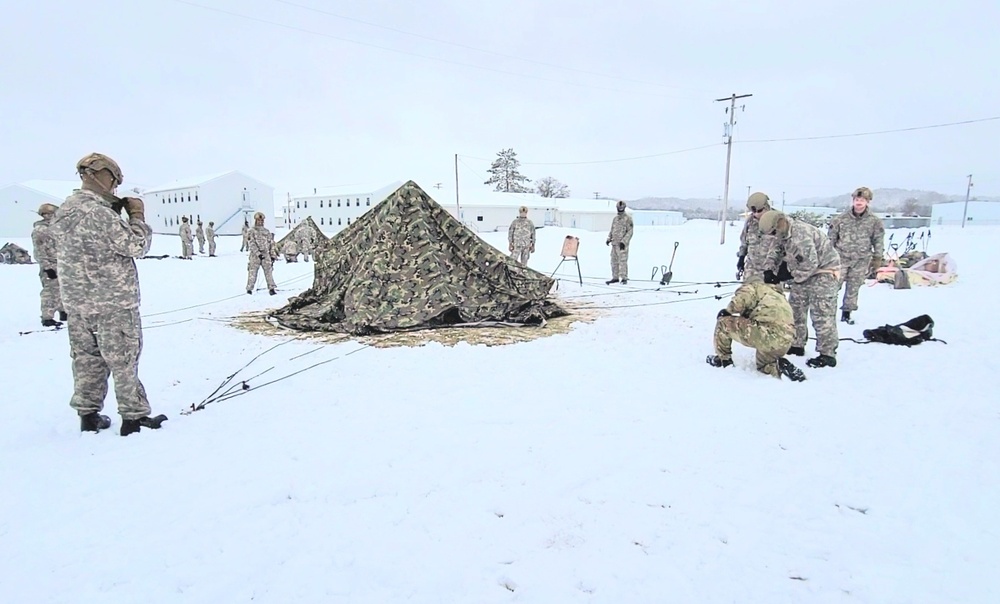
[293,181,405,199]
[17,180,80,200]
[144,171,272,194]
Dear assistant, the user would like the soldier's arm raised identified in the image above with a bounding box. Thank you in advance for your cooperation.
[100,207,152,258]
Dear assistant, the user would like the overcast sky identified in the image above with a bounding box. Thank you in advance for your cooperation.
[2,0,998,203]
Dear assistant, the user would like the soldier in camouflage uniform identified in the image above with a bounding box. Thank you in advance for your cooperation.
[179,216,194,259]
[827,186,885,324]
[31,203,66,327]
[283,236,300,262]
[298,227,314,262]
[737,192,776,282]
[605,200,634,284]
[706,276,805,381]
[240,219,249,252]
[50,153,166,436]
[507,206,536,265]
[760,210,842,368]
[195,219,206,254]
[206,221,218,256]
[246,211,278,295]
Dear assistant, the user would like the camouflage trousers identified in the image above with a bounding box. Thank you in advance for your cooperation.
[510,246,531,266]
[240,235,248,252]
[247,255,277,291]
[838,255,870,311]
[181,239,194,259]
[301,246,311,262]
[715,316,793,378]
[67,308,151,419]
[610,245,629,280]
[39,271,64,320]
[208,239,216,256]
[789,273,839,356]
[196,235,205,254]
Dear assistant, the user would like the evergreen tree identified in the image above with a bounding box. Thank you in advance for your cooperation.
[484,148,531,192]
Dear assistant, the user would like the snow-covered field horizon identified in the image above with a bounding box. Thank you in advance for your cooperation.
[1,219,997,603]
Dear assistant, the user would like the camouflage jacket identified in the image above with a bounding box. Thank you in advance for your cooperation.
[726,282,794,327]
[284,238,299,255]
[297,229,314,248]
[31,217,58,272]
[179,223,193,243]
[50,189,152,313]
[767,219,840,283]
[828,208,884,261]
[248,226,277,259]
[195,224,205,240]
[508,217,535,248]
[205,226,216,241]
[738,213,775,273]
[607,212,634,246]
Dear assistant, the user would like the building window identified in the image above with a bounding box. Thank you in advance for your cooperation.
[164,217,168,227]
[477,216,484,221]
[356,199,360,206]
[187,194,191,202]
[195,192,198,201]
[162,199,165,204]
[366,198,370,206]
[320,200,324,208]
[320,217,324,225]
[347,217,351,224]
[304,200,308,209]
[338,218,342,225]
[296,201,300,209]
[337,200,341,207]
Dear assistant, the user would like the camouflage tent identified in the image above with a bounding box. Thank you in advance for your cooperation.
[277,216,328,254]
[271,181,565,334]
[0,243,32,264]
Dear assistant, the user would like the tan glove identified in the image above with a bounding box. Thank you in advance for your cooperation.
[122,197,145,221]
[870,254,883,272]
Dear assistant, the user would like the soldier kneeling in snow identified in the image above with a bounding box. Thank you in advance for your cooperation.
[706,273,806,381]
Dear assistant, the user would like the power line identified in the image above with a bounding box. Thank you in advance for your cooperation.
[169,0,699,99]
[738,115,1000,143]
[267,0,710,95]
[460,143,720,166]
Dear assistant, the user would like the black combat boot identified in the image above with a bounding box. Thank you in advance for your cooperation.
[806,354,837,368]
[706,355,734,368]
[777,358,807,382]
[786,346,805,357]
[58,311,68,322]
[841,310,854,325]
[121,414,168,437]
[246,289,253,295]
[269,288,277,296]
[80,412,111,433]
[605,278,619,285]
[620,279,628,285]
[41,318,62,327]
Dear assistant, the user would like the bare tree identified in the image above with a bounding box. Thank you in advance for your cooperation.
[535,176,570,198]
[484,148,531,193]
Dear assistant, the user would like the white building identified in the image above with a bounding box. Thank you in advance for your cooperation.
[283,182,402,234]
[0,180,78,237]
[145,171,273,236]
[630,209,685,227]
[931,201,1000,226]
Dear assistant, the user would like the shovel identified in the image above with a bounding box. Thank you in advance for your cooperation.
[659,242,680,285]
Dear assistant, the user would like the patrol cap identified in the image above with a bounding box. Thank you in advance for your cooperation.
[37,203,58,216]
[76,153,123,185]
[747,192,770,212]
[757,210,786,234]
[852,186,873,201]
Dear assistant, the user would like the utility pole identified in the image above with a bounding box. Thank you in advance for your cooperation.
[961,174,973,228]
[593,191,601,199]
[781,191,786,211]
[715,92,752,244]
[746,185,751,200]
[454,154,461,221]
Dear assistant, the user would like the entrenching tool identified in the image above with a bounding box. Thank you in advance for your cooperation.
[659,242,680,285]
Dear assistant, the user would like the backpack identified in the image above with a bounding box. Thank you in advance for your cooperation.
[861,314,942,346]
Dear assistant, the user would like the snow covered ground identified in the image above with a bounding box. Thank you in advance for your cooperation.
[1,219,997,603]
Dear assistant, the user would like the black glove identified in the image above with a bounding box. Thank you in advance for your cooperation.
[763,269,778,284]
[737,255,745,272]
[717,308,731,319]
[618,242,625,250]
[605,239,611,246]
[44,268,57,279]
[776,261,793,282]
[258,254,265,261]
